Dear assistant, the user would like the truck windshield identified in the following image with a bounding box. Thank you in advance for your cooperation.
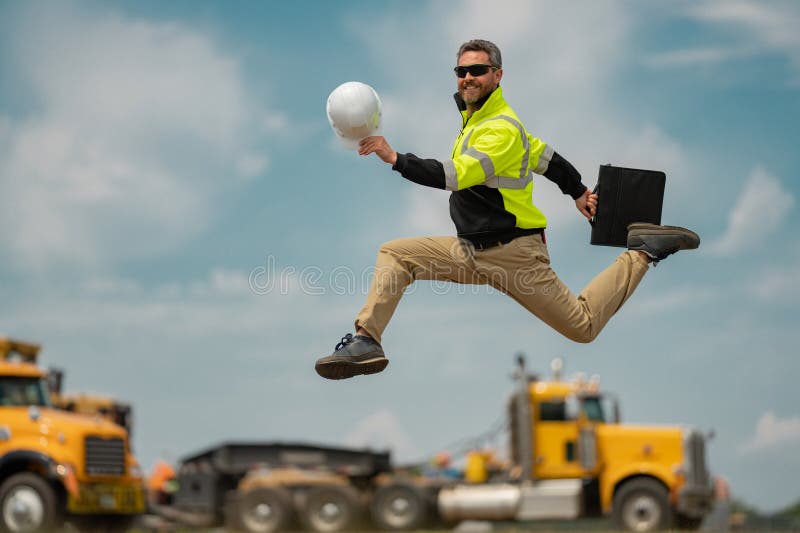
[0,377,51,407]
[581,395,606,422]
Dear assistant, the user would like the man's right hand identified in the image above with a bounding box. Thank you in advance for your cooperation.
[358,136,397,165]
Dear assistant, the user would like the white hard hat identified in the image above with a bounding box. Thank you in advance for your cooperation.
[326,81,382,150]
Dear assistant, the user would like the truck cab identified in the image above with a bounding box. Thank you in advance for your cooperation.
[0,336,145,532]
[503,357,715,530]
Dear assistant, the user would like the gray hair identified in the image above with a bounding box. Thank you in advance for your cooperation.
[456,39,502,68]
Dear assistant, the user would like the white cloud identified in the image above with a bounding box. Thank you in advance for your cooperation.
[81,276,143,296]
[748,260,800,302]
[657,1,800,83]
[404,188,453,235]
[263,114,290,134]
[739,411,800,454]
[688,1,800,52]
[236,153,269,179]
[645,45,753,69]
[195,268,254,296]
[343,408,420,461]
[0,2,271,271]
[628,285,717,316]
[5,266,313,341]
[708,167,794,256]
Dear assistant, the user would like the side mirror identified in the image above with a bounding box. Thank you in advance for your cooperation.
[47,367,64,395]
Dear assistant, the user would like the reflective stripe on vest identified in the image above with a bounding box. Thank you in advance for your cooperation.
[448,114,533,192]
[534,144,555,174]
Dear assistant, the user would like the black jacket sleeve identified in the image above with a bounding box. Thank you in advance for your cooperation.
[543,151,587,199]
[392,153,446,190]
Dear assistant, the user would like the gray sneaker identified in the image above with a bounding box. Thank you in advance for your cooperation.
[627,223,700,263]
[315,333,389,380]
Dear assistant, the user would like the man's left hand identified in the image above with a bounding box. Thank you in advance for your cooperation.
[575,188,598,221]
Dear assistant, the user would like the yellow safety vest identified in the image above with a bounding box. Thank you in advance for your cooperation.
[444,87,552,230]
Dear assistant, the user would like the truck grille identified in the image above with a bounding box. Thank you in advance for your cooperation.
[85,436,126,476]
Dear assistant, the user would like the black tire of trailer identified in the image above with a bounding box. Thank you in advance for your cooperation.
[0,472,62,533]
[612,477,672,532]
[370,483,431,531]
[235,487,294,533]
[299,485,362,533]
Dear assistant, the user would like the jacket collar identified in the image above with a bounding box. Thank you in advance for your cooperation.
[453,86,505,124]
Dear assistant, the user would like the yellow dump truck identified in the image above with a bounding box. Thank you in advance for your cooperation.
[0,336,145,532]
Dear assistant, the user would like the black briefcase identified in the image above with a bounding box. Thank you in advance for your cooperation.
[590,164,665,247]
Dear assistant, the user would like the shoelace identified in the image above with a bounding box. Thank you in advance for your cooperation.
[335,333,354,351]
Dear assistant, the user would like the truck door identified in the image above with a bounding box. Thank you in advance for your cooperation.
[533,396,587,479]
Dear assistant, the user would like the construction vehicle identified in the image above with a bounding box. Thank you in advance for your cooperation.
[148,442,393,532]
[432,355,715,531]
[152,355,715,532]
[0,336,145,532]
[48,368,134,438]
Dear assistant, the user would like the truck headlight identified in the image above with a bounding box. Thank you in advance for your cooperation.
[55,463,79,497]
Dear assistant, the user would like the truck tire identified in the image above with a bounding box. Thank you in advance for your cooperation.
[0,473,60,533]
[299,485,361,533]
[370,483,429,530]
[612,478,671,532]
[238,487,293,533]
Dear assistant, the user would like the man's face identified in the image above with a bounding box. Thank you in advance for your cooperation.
[457,50,503,105]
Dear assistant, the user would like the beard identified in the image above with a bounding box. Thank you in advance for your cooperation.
[460,81,494,105]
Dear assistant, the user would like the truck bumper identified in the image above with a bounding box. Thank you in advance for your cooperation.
[676,483,714,518]
[67,482,146,514]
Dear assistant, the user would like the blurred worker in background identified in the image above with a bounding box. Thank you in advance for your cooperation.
[147,460,177,506]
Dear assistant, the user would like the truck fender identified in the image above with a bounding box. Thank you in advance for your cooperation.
[0,450,60,480]
[601,463,676,514]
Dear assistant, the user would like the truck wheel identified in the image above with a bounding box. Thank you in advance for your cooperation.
[612,478,671,532]
[370,483,428,530]
[238,487,293,533]
[300,485,361,533]
[0,473,60,533]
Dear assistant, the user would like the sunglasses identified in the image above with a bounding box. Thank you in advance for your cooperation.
[454,64,499,78]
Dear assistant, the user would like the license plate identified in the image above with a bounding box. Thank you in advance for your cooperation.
[99,493,116,509]
[68,484,145,514]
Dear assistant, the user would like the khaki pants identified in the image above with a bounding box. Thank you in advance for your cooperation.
[355,234,649,344]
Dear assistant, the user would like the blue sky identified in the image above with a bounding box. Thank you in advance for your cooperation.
[1,0,799,513]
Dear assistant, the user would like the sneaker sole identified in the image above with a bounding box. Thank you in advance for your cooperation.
[315,357,389,380]
[627,223,700,244]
